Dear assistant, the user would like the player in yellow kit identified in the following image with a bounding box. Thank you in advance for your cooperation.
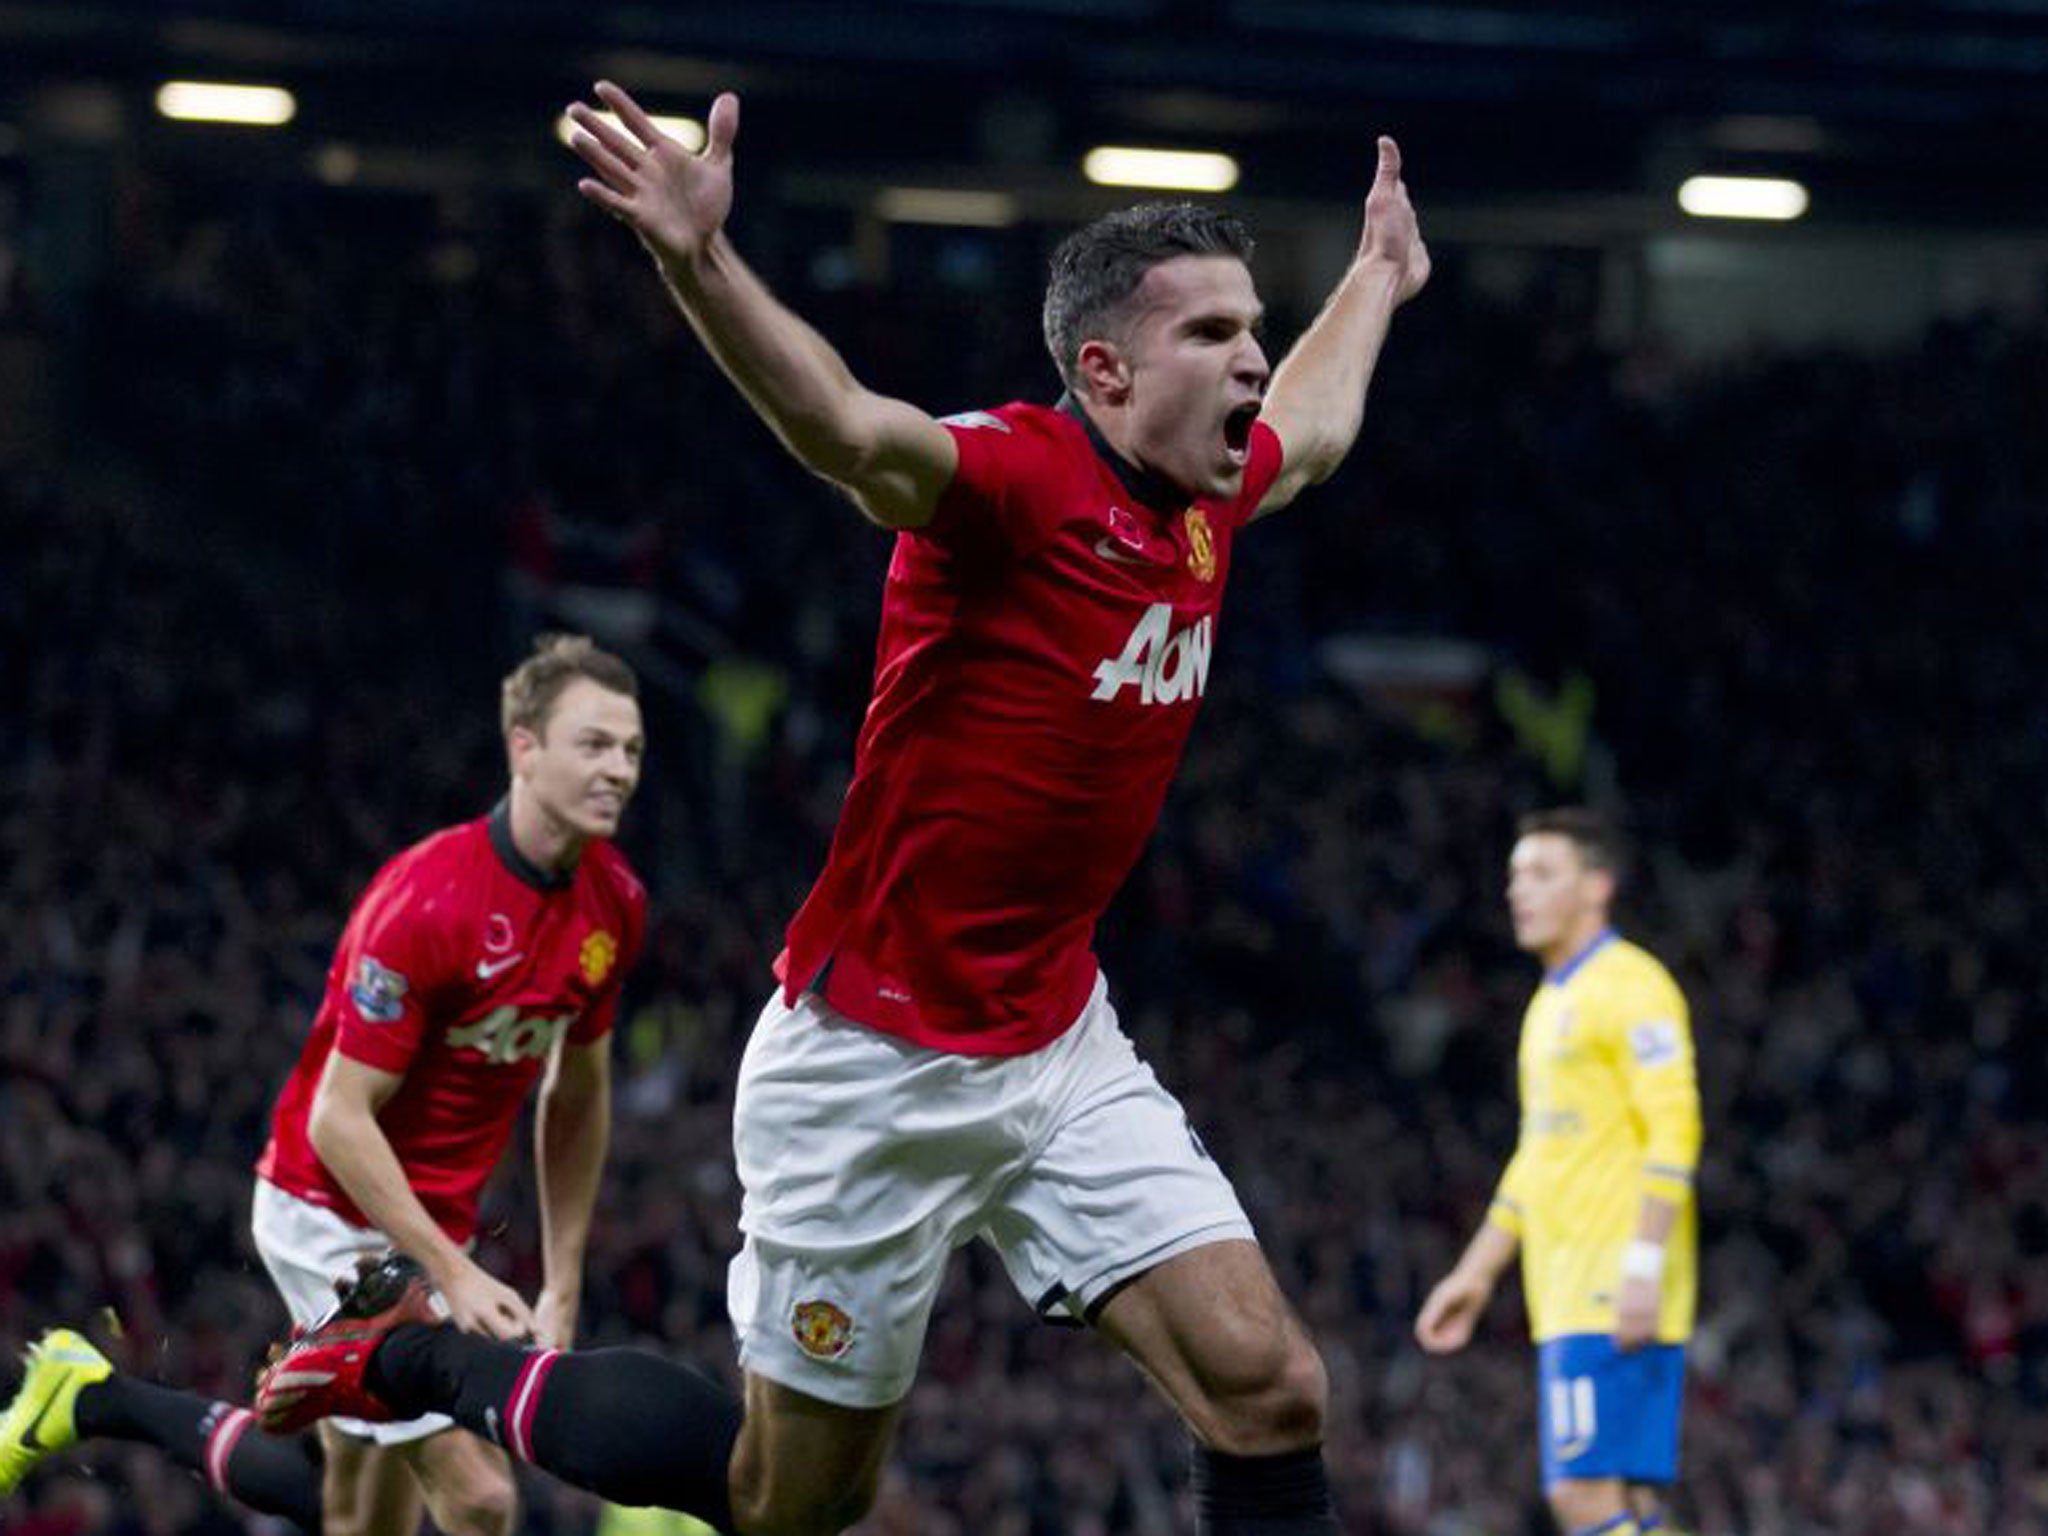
[1416,809,1700,1536]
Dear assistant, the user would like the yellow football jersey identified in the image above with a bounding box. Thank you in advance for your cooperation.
[1486,931,1700,1343]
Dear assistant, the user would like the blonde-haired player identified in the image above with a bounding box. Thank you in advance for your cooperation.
[1417,809,1701,1536]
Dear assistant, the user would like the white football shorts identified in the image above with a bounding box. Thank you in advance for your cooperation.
[727,972,1256,1408]
[250,1178,455,1445]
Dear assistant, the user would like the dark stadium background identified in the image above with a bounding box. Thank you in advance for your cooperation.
[5,2,2048,1532]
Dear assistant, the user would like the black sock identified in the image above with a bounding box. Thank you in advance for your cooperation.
[74,1375,323,1533]
[1190,1444,1337,1535]
[372,1324,741,1528]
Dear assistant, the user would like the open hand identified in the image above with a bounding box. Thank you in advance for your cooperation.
[565,83,738,267]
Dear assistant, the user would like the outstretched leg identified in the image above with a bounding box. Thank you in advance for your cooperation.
[2,1331,323,1533]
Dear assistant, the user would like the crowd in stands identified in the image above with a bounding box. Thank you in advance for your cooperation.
[4,164,2047,1535]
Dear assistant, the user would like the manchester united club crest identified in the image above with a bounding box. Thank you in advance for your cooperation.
[791,1299,855,1360]
[579,929,618,987]
[1184,507,1217,582]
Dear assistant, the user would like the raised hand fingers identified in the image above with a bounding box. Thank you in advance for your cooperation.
[593,81,667,153]
[702,91,739,162]
[576,178,635,222]
[566,103,645,184]
[1376,135,1402,185]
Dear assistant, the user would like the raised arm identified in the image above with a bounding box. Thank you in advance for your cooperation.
[1253,135,1431,519]
[567,84,956,529]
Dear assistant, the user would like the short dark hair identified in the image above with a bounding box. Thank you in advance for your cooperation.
[501,633,638,739]
[1517,807,1626,879]
[1042,202,1255,392]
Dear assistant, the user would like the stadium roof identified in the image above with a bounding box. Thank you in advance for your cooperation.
[4,0,2047,234]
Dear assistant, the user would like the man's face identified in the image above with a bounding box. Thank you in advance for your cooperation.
[1507,833,1610,956]
[512,678,644,840]
[1104,255,1269,500]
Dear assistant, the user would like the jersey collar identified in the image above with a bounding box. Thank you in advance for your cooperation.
[487,798,576,892]
[1056,392,1189,515]
[1545,926,1617,987]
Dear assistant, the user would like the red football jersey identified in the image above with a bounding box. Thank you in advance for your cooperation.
[257,805,645,1243]
[777,399,1283,1055]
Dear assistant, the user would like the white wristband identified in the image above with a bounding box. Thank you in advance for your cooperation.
[1620,1240,1666,1283]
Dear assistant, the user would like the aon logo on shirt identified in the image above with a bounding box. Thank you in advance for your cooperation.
[446,1006,571,1065]
[1092,604,1214,705]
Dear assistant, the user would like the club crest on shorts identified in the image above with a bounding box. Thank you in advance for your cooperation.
[579,929,618,987]
[348,956,410,1024]
[1184,507,1217,582]
[791,1299,855,1360]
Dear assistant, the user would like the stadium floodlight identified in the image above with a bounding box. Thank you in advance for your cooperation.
[1676,175,1809,222]
[155,82,297,127]
[554,110,705,152]
[1083,146,1239,193]
[875,188,1019,227]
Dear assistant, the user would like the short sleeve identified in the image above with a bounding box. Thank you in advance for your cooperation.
[921,407,1057,560]
[327,871,457,1075]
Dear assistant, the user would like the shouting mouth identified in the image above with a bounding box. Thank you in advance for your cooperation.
[1222,401,1261,466]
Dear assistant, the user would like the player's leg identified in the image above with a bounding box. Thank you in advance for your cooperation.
[249,1178,448,1533]
[1547,1477,1636,1536]
[1628,1482,1671,1532]
[319,1426,426,1536]
[727,1375,900,1535]
[0,1330,323,1532]
[981,978,1334,1534]
[1536,1334,1683,1536]
[1094,1242,1325,1453]
[714,982,977,1531]
[350,1324,895,1533]
[1094,1243,1335,1534]
[398,1426,516,1536]
[269,985,978,1532]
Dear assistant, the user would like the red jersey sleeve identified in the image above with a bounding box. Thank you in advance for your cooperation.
[1223,420,1285,531]
[327,865,462,1076]
[923,406,1063,560]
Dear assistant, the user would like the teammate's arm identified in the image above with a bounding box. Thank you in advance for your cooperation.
[565,84,958,531]
[308,1053,538,1340]
[1415,1146,1526,1354]
[532,1036,611,1350]
[1254,137,1431,521]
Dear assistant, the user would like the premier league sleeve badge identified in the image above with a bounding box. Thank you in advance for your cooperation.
[348,955,411,1024]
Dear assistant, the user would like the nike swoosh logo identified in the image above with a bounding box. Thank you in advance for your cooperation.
[475,954,524,980]
[1094,536,1159,567]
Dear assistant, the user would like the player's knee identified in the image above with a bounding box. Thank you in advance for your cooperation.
[1192,1323,1327,1454]
[1548,1476,1626,1534]
[424,1464,519,1536]
[730,1465,879,1536]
